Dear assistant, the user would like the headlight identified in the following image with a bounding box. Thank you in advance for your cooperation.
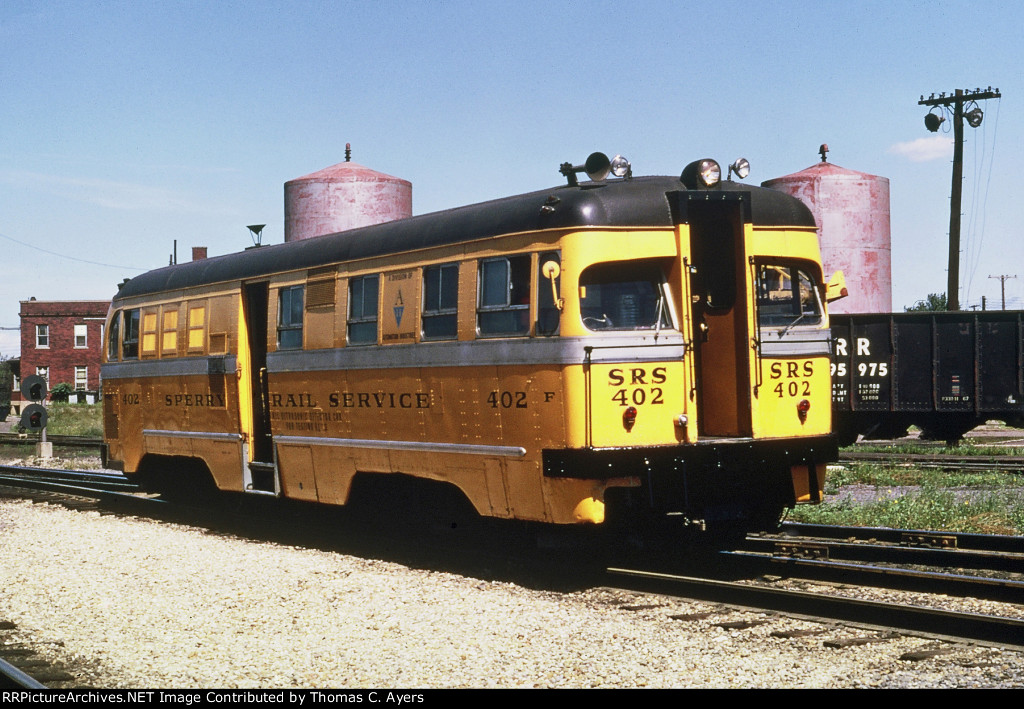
[680,158,721,189]
[729,157,750,180]
[610,154,632,178]
[699,159,721,186]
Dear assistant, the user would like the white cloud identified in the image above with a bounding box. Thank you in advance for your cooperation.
[887,136,953,162]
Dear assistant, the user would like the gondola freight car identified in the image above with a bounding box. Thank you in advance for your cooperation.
[831,311,1024,445]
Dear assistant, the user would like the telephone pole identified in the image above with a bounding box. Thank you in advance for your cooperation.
[989,274,1016,310]
[919,87,1001,311]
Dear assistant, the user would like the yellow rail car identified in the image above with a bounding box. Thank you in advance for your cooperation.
[101,154,842,534]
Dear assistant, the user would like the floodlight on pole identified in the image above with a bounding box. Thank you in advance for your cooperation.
[247,224,266,247]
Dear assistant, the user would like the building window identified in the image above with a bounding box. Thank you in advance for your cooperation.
[478,255,530,336]
[36,366,49,385]
[36,325,49,348]
[348,275,379,345]
[422,264,458,340]
[74,324,88,348]
[75,366,88,390]
[277,285,304,349]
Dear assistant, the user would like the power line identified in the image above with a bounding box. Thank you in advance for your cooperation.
[989,274,1017,310]
[0,229,147,271]
[919,86,1002,311]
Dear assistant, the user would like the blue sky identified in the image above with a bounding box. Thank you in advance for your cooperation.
[2,0,1021,358]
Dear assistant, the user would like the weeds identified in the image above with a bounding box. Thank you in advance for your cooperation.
[848,442,1024,457]
[793,462,1024,535]
[34,402,103,437]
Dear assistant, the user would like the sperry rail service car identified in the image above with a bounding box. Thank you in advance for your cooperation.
[102,154,842,533]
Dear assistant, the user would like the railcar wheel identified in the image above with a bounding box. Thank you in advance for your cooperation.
[345,473,481,533]
[136,456,219,502]
[833,425,861,448]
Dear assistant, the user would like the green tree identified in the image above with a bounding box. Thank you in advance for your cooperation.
[905,293,948,312]
[50,382,74,402]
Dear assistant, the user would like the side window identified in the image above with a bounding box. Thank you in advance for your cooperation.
[579,259,673,331]
[348,275,379,345]
[478,255,530,336]
[187,305,206,351]
[422,263,458,340]
[141,312,158,355]
[162,310,178,353]
[107,311,121,361]
[756,263,823,328]
[122,309,140,360]
[278,285,304,349]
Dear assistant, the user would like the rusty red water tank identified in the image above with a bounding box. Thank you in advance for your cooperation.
[763,156,891,314]
[284,153,412,242]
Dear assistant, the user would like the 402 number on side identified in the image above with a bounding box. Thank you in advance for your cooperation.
[487,391,527,409]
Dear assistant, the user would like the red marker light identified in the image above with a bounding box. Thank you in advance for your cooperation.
[797,399,811,423]
[623,406,638,430]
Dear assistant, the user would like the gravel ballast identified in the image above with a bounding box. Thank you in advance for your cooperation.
[2,497,1023,689]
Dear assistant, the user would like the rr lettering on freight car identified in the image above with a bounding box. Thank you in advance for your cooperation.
[856,362,889,377]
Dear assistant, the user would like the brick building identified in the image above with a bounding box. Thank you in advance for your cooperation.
[15,299,110,411]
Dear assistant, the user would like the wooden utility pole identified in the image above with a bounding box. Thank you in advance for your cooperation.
[919,87,1001,311]
[989,274,1016,310]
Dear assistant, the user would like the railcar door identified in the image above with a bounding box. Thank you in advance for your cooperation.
[685,198,753,438]
[238,281,276,493]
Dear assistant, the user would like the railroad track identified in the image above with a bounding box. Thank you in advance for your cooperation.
[0,433,102,450]
[602,519,1024,651]
[733,524,1024,604]
[0,655,48,689]
[1,467,1022,685]
[0,464,139,493]
[605,565,1024,651]
[839,450,1024,472]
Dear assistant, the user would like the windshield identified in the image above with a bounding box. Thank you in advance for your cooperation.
[579,260,673,331]
[756,263,823,328]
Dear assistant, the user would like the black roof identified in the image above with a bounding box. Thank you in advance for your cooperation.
[114,176,815,302]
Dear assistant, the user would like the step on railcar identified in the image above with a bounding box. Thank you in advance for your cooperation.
[101,152,843,534]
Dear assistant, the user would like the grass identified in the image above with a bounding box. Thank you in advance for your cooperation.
[849,442,1024,457]
[36,402,103,437]
[1,403,104,469]
[789,462,1024,535]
